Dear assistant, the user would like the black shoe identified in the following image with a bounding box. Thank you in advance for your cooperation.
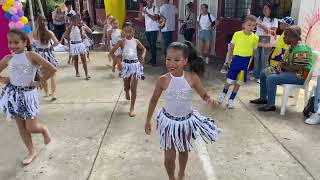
[258,105,276,112]
[249,98,267,104]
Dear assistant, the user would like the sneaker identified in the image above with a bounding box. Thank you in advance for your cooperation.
[218,93,226,104]
[227,99,235,109]
[220,64,229,74]
[305,113,320,125]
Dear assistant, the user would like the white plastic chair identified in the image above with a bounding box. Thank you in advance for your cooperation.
[280,51,320,115]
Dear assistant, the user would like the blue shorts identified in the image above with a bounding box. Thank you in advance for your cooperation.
[227,56,251,84]
[199,30,213,41]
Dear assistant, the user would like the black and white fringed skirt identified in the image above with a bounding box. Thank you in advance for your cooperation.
[120,59,145,80]
[0,84,39,121]
[35,48,58,67]
[156,108,222,152]
[83,38,93,49]
[70,41,87,56]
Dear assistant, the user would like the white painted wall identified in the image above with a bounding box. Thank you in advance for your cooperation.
[291,0,320,26]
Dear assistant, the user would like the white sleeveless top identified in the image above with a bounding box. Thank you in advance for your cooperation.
[8,52,37,87]
[70,26,82,42]
[111,29,121,45]
[122,38,138,60]
[33,39,51,49]
[164,72,193,116]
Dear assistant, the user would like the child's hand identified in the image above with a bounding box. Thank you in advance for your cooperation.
[0,76,9,85]
[144,121,152,135]
[207,98,219,109]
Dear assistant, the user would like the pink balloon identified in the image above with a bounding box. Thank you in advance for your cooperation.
[15,21,24,29]
[9,7,17,15]
[14,2,23,10]
[9,21,16,29]
[0,0,5,5]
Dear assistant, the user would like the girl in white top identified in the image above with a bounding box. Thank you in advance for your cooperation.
[107,19,123,72]
[0,29,56,166]
[110,24,146,117]
[253,2,278,81]
[30,16,59,101]
[144,41,221,180]
[102,14,114,52]
[65,15,90,80]
[81,20,93,62]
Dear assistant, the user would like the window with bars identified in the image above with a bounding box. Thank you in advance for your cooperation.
[126,0,145,11]
[253,0,292,18]
[96,0,105,8]
[222,0,252,18]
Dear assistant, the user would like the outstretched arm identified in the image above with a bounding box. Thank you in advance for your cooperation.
[0,55,12,84]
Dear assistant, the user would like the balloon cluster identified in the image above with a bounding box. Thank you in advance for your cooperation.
[1,0,31,33]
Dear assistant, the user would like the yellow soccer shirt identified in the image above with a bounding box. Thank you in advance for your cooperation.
[231,31,259,57]
[270,32,289,67]
[275,33,288,49]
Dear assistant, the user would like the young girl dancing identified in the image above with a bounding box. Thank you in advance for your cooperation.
[110,24,146,117]
[107,19,123,72]
[30,16,59,101]
[144,41,221,180]
[0,29,57,165]
[102,14,113,51]
[65,15,90,80]
[81,20,93,62]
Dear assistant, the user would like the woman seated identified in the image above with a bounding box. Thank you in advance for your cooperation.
[250,26,313,111]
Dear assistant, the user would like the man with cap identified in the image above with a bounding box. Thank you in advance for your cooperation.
[269,16,295,67]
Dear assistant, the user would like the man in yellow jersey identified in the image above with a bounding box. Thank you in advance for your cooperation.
[218,15,259,109]
[269,16,295,67]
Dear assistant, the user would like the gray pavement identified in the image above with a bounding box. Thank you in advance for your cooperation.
[0,52,319,180]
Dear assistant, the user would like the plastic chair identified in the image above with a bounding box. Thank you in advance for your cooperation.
[280,51,320,115]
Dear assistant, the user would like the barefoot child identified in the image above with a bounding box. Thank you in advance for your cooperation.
[81,20,93,62]
[218,15,259,109]
[110,24,146,117]
[65,15,90,80]
[144,41,221,180]
[0,29,57,165]
[102,14,113,51]
[107,19,123,72]
[31,16,59,101]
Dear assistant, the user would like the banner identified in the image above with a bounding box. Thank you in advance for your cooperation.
[0,7,10,59]
[104,0,126,28]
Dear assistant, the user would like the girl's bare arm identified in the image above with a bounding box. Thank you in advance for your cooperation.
[28,52,57,83]
[191,73,218,107]
[136,39,146,64]
[49,30,60,47]
[0,55,12,84]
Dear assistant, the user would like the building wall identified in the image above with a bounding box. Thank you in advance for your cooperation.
[291,0,320,26]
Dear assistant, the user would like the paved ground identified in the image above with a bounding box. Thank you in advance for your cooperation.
[0,51,319,180]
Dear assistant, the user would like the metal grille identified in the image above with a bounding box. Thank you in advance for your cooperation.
[222,0,252,18]
[126,0,144,11]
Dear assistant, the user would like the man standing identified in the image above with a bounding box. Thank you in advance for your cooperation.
[140,0,160,66]
[160,0,177,58]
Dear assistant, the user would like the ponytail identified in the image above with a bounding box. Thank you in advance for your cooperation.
[36,16,51,45]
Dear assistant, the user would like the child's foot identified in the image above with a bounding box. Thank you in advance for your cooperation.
[43,126,51,145]
[50,97,57,101]
[76,73,80,77]
[218,93,226,104]
[112,67,116,73]
[85,76,91,80]
[129,109,136,117]
[227,99,235,109]
[22,151,37,166]
[125,91,130,100]
[178,173,185,180]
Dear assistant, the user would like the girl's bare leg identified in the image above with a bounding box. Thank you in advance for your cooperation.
[51,73,57,100]
[15,118,36,165]
[129,76,138,117]
[25,118,51,145]
[123,78,131,100]
[73,56,80,77]
[80,54,90,79]
[43,80,49,97]
[178,152,188,180]
[164,147,177,180]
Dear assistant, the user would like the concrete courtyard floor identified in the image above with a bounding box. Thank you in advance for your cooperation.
[0,51,319,180]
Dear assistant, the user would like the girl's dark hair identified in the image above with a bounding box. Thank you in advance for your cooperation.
[83,10,89,16]
[260,2,277,22]
[8,29,32,51]
[36,16,51,45]
[168,41,205,76]
[201,4,208,9]
[186,2,193,9]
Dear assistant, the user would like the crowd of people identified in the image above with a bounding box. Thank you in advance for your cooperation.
[0,0,319,180]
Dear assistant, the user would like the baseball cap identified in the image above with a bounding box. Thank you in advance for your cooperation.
[279,16,295,26]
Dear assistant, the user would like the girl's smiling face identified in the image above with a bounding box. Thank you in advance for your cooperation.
[166,48,188,76]
[8,33,27,54]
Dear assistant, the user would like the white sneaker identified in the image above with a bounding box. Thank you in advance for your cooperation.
[305,113,320,125]
[220,64,229,74]
[227,99,235,109]
[218,93,226,104]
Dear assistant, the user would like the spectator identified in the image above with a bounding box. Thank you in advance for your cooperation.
[65,0,76,26]
[137,0,160,66]
[52,5,66,41]
[179,2,196,42]
[82,10,92,29]
[197,4,217,64]
[160,0,178,58]
[250,26,313,112]
[252,2,278,82]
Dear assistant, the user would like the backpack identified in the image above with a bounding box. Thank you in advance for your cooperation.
[303,96,315,118]
[199,13,216,30]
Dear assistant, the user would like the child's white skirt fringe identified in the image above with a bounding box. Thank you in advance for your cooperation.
[156,108,221,152]
[35,48,58,67]
[110,44,122,56]
[83,38,93,49]
[0,84,39,121]
[70,41,87,56]
[120,59,145,80]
